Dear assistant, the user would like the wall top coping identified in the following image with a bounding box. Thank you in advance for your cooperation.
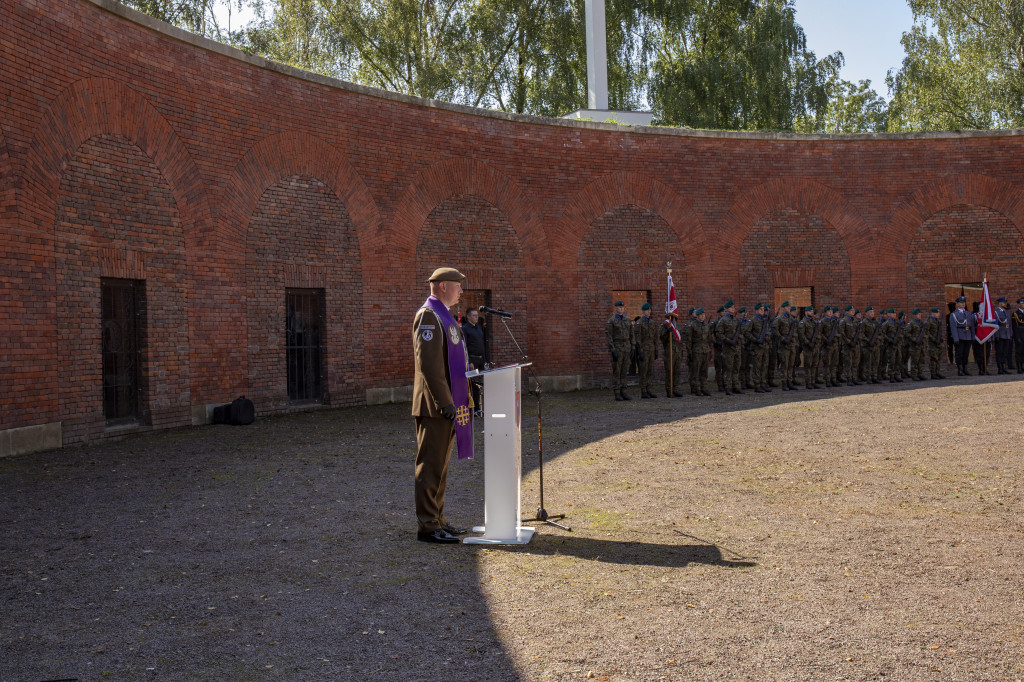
[89,0,1024,144]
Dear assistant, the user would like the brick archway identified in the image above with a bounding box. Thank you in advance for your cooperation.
[223,131,381,404]
[722,177,866,304]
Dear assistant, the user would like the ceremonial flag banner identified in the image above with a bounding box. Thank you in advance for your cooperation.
[975,277,998,344]
[665,274,680,341]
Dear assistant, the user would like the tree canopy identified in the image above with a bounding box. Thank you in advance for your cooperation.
[121,0,1024,133]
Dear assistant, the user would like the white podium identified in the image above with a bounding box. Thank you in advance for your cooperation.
[462,363,535,545]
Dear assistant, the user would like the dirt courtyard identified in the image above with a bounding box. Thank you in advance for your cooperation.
[2,376,1023,681]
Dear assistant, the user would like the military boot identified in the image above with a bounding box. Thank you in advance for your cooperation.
[615,390,623,401]
[620,389,631,400]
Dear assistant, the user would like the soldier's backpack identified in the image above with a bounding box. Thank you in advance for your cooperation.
[212,396,256,426]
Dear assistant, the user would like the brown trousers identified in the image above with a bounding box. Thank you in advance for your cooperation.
[415,416,455,532]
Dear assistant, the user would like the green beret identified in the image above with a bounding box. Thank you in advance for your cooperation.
[688,307,694,315]
[898,311,905,319]
[805,307,815,313]
[931,307,940,313]
[738,306,746,313]
[428,267,466,283]
[754,302,763,310]
[822,305,830,312]
[781,301,790,308]
[724,300,734,309]
[614,300,624,307]
[641,302,651,310]
[844,305,853,311]
[912,308,921,314]
[717,306,725,313]
[865,306,874,312]
[695,307,705,315]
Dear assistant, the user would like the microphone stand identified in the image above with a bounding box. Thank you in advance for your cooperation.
[495,316,571,532]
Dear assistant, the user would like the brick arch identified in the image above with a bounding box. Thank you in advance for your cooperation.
[224,132,380,405]
[19,77,211,250]
[889,173,1024,260]
[555,171,710,278]
[222,131,382,262]
[389,156,547,268]
[721,177,867,301]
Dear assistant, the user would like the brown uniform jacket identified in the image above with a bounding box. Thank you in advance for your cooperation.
[412,306,472,418]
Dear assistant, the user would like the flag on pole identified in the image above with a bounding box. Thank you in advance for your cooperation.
[975,276,998,344]
[665,273,680,341]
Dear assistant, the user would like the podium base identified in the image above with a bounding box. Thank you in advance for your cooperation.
[463,526,535,545]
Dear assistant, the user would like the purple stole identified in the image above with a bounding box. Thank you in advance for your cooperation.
[423,296,474,460]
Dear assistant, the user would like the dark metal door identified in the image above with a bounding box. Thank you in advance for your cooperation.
[286,289,326,403]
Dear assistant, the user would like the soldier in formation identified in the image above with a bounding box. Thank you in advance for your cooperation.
[606,300,634,400]
[606,292,1021,403]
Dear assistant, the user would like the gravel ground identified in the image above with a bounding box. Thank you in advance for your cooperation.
[2,374,1023,681]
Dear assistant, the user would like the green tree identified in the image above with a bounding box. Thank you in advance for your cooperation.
[121,0,245,41]
[648,0,843,130]
[888,0,1024,131]
[795,78,888,134]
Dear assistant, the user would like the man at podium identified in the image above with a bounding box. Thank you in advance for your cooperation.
[412,267,475,544]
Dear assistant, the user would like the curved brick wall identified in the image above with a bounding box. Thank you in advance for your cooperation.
[2,0,1023,448]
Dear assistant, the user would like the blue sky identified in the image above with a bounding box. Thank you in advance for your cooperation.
[792,0,917,98]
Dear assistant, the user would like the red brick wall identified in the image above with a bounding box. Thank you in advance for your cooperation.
[2,0,1024,446]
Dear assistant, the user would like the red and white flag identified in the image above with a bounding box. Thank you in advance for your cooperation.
[975,277,998,344]
[665,274,678,315]
[665,274,680,341]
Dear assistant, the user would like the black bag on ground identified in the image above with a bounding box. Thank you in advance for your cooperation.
[212,396,255,425]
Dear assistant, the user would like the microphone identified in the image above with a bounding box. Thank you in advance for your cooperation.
[479,305,513,318]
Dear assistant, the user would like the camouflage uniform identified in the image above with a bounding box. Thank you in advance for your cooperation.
[714,310,744,394]
[819,309,841,387]
[839,310,862,386]
[772,308,799,390]
[606,310,634,399]
[688,315,712,395]
[924,310,945,379]
[634,312,659,397]
[906,312,927,380]
[880,314,901,382]
[859,313,882,383]
[798,313,822,388]
[745,308,772,392]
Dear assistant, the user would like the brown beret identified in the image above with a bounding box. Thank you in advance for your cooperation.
[428,267,466,283]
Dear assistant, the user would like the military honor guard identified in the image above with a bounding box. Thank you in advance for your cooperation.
[606,300,634,400]
[820,306,841,387]
[714,301,744,394]
[634,303,660,398]
[905,309,927,380]
[745,303,772,393]
[994,297,1013,374]
[881,309,903,383]
[925,307,945,379]
[688,308,712,396]
[739,307,754,389]
[772,301,799,390]
[949,296,975,375]
[798,307,822,388]
[839,305,862,386]
[1014,298,1024,373]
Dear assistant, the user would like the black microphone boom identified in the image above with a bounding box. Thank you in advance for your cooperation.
[480,306,513,318]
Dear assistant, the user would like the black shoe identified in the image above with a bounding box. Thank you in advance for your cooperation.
[733,388,744,394]
[673,391,684,398]
[615,391,624,401]
[914,376,924,381]
[724,389,732,395]
[417,529,461,544]
[620,390,631,400]
[871,379,881,384]
[935,373,945,379]
[700,391,711,396]
[894,377,903,382]
[441,523,468,535]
